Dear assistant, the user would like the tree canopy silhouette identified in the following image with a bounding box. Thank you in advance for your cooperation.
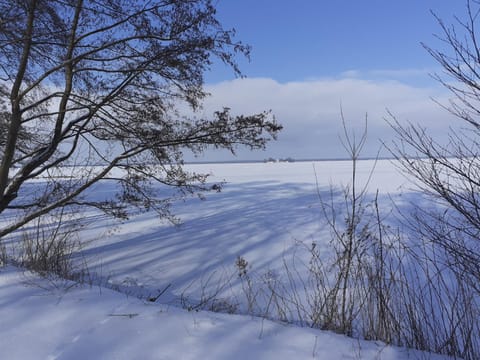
[0,0,281,238]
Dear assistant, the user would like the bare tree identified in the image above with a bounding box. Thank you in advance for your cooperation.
[0,0,282,239]
[389,0,480,285]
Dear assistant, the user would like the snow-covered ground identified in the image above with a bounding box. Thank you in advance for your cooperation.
[0,266,451,360]
[0,160,453,359]
[77,160,415,302]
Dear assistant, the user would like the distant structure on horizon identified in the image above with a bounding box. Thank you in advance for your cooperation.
[264,157,295,163]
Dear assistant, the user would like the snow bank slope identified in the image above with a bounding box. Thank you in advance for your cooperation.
[0,266,451,360]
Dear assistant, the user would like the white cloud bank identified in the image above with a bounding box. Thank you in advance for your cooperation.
[192,76,456,161]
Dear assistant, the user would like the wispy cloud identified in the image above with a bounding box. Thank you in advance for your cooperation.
[340,67,440,81]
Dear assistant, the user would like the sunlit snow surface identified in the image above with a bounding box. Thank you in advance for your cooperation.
[1,160,450,359]
[78,160,416,301]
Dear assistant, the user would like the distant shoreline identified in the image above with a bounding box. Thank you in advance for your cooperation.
[185,156,395,165]
[14,157,396,169]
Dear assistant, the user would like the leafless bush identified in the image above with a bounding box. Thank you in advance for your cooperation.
[179,269,239,314]
[307,117,480,358]
[388,0,480,291]
[235,256,297,322]
[17,206,87,281]
[380,2,480,357]
[392,214,480,359]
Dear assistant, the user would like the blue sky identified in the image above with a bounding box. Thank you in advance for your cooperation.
[196,1,468,161]
[207,1,465,84]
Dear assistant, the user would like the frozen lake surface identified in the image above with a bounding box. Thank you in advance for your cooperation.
[1,159,454,359]
[73,159,417,301]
